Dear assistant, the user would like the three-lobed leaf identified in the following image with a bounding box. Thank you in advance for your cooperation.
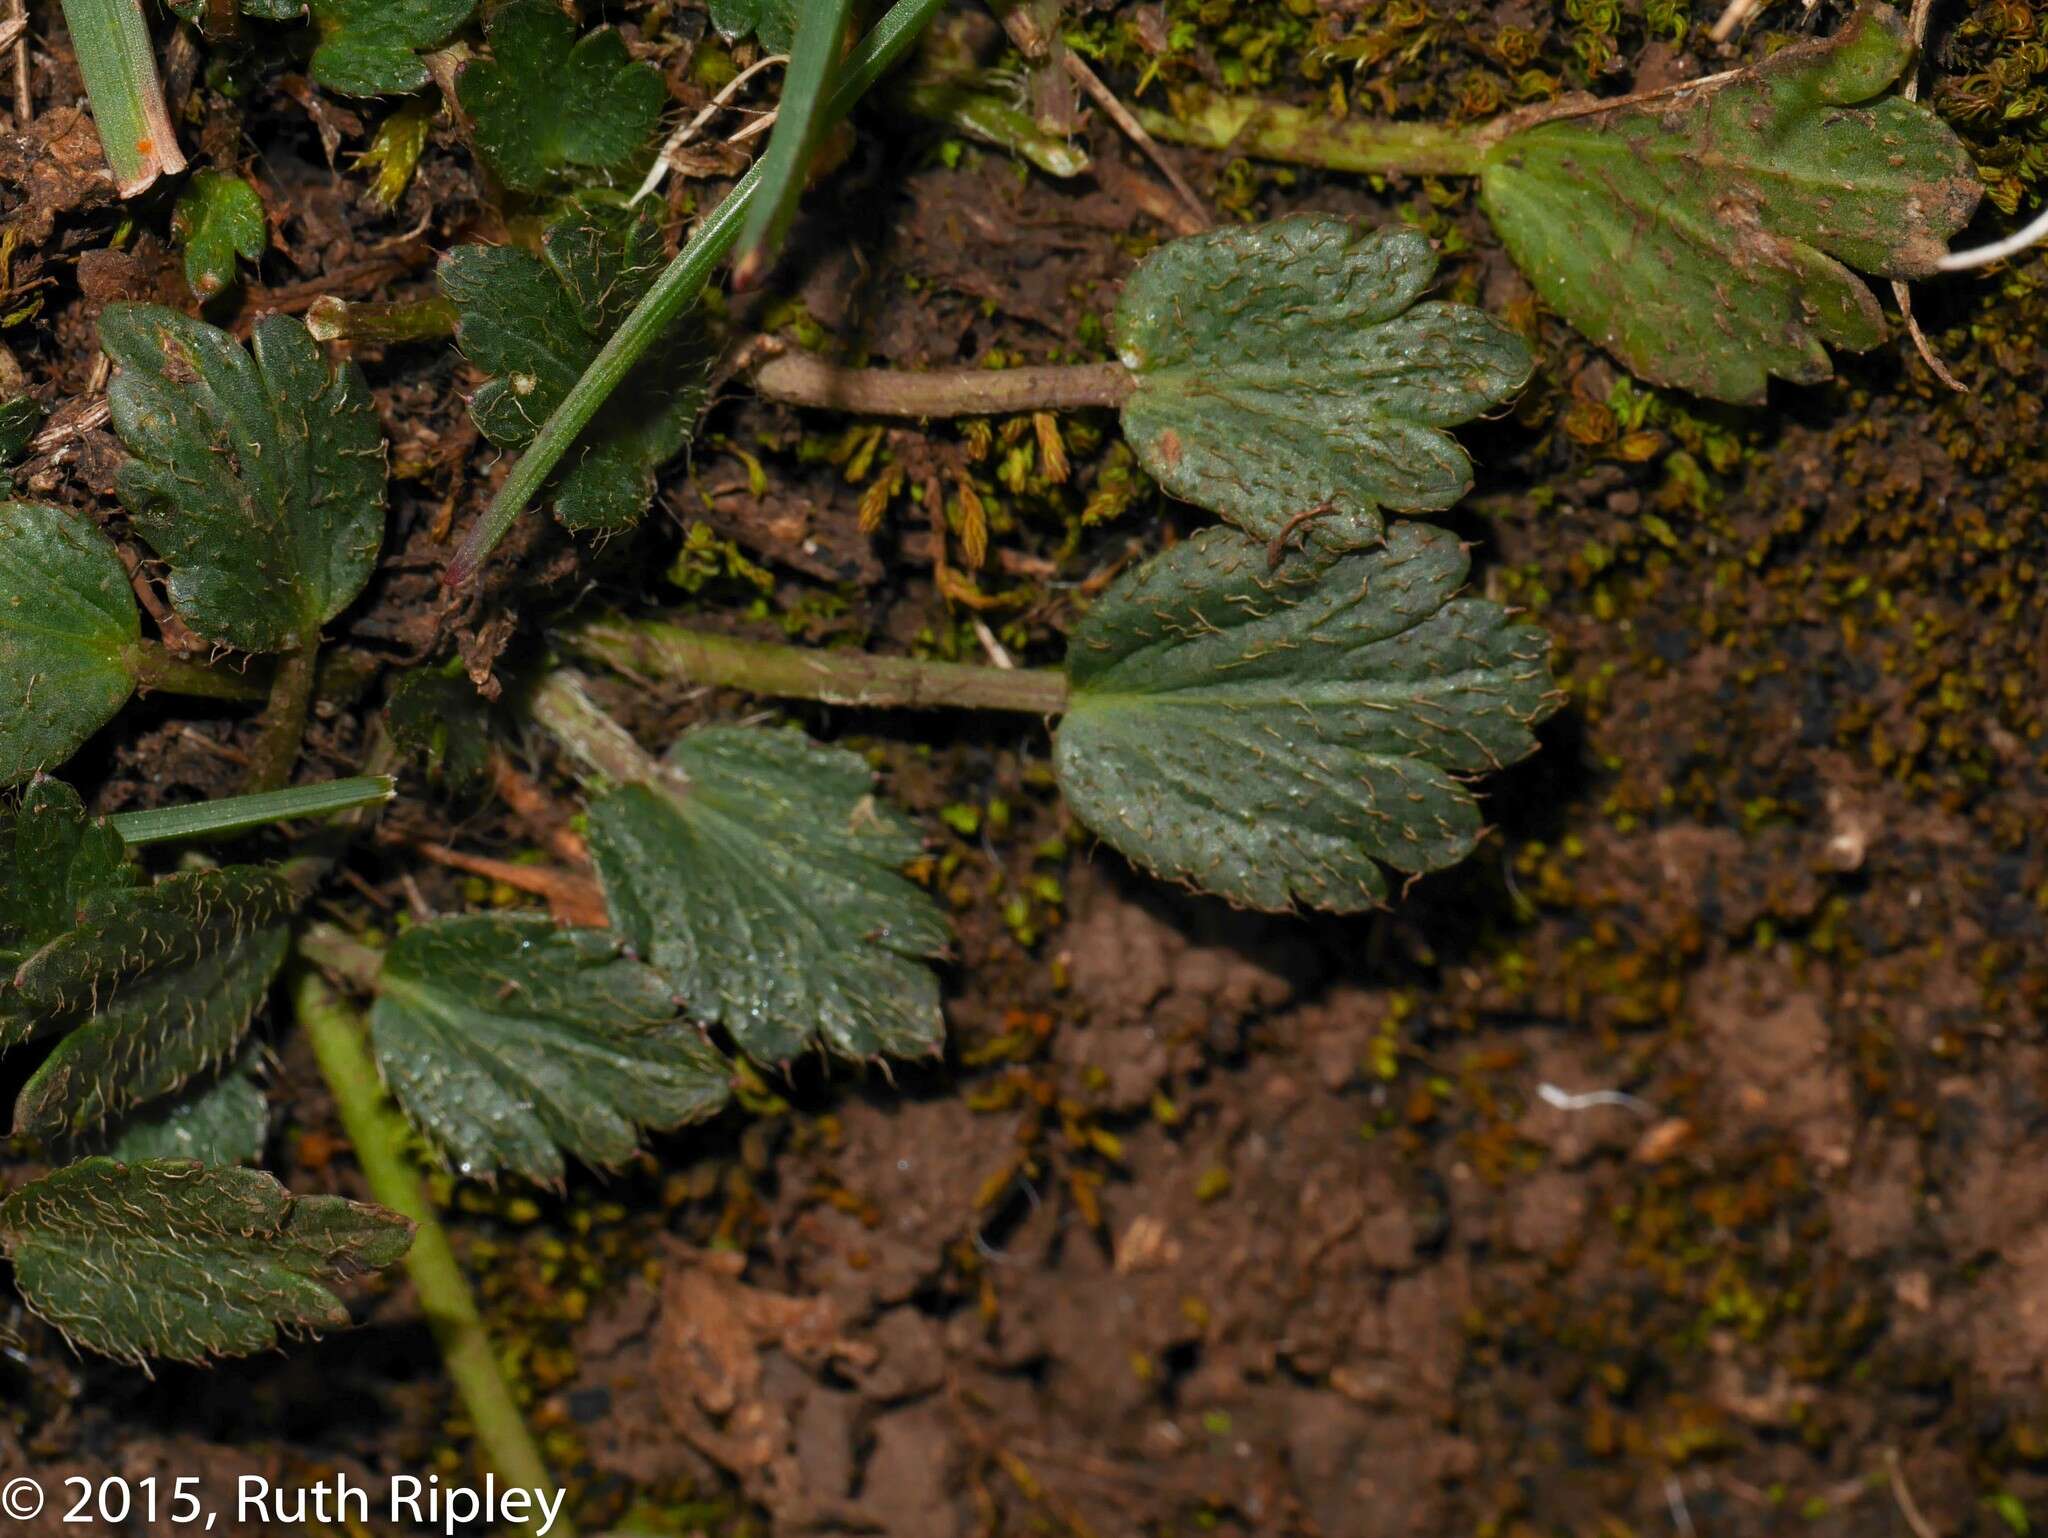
[101,306,386,655]
[173,170,267,301]
[0,503,141,787]
[3,863,303,1139]
[1477,3,1980,402]
[458,0,665,193]
[369,914,731,1183]
[439,205,713,533]
[1054,523,1560,912]
[584,725,949,1063]
[1112,216,1531,553]
[0,1159,410,1365]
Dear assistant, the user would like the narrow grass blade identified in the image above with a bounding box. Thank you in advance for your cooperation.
[109,776,395,846]
[58,0,187,195]
[730,0,854,289]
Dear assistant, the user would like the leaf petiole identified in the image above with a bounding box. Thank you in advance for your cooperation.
[242,638,319,794]
[305,294,460,345]
[108,776,396,847]
[748,350,1133,417]
[129,641,270,702]
[559,617,1072,718]
[1139,90,1487,178]
[443,0,951,589]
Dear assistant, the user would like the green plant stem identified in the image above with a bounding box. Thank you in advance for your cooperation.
[243,638,317,794]
[444,0,950,590]
[293,965,570,1538]
[1137,88,1489,178]
[129,640,270,701]
[898,79,1090,177]
[525,669,666,789]
[305,294,460,345]
[59,0,187,195]
[563,615,1072,716]
[750,350,1132,417]
[109,775,395,846]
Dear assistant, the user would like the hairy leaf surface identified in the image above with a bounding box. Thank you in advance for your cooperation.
[174,171,266,300]
[4,865,302,1138]
[1113,216,1531,552]
[585,726,948,1063]
[1055,524,1559,912]
[459,0,665,192]
[101,307,386,654]
[439,206,712,532]
[0,504,140,786]
[0,1159,410,1364]
[370,914,731,1183]
[1478,4,1980,401]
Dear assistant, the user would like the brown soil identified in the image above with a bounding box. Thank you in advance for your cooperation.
[6,2,2048,1536]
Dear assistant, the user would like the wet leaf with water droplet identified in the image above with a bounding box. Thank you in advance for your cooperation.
[369,914,731,1183]
[585,725,949,1063]
[1054,523,1560,911]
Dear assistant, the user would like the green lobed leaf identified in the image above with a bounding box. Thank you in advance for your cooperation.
[168,0,472,93]
[369,914,732,1183]
[0,503,141,787]
[709,0,797,52]
[173,170,267,301]
[1054,524,1560,912]
[585,725,949,1064]
[0,1158,410,1365]
[1477,3,1981,402]
[439,205,713,533]
[101,306,386,655]
[94,1057,270,1166]
[308,0,476,97]
[1112,216,1531,554]
[0,778,137,969]
[3,865,303,1139]
[458,0,666,193]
